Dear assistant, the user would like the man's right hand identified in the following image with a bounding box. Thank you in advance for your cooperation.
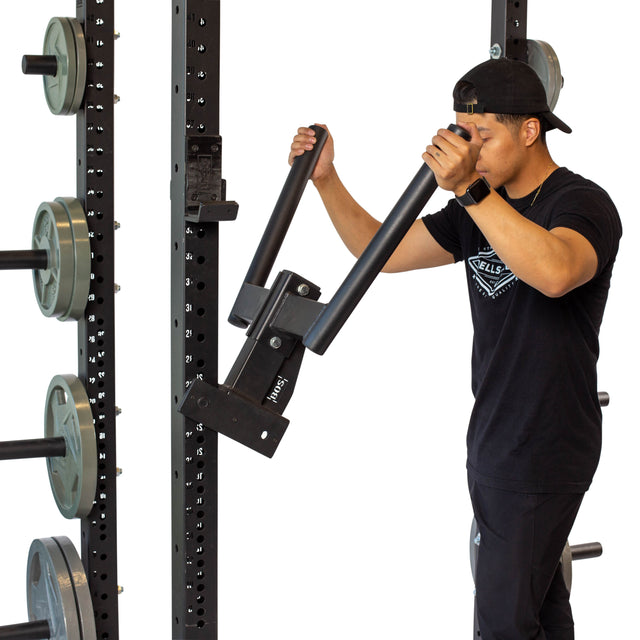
[289,124,335,183]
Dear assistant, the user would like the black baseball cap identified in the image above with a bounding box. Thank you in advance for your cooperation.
[453,57,571,134]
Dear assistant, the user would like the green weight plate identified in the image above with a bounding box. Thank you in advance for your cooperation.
[26,537,81,640]
[67,18,87,114]
[528,39,563,111]
[42,18,87,115]
[32,198,90,321]
[560,542,573,594]
[469,517,480,581]
[45,375,97,519]
[55,537,97,640]
[54,198,91,322]
[32,201,75,319]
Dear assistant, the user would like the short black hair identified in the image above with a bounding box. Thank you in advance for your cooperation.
[453,80,548,144]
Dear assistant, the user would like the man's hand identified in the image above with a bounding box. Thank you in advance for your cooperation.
[422,123,483,196]
[289,124,335,184]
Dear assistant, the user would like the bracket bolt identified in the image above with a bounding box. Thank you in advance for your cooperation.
[269,336,282,349]
[297,283,310,296]
[197,396,210,409]
[489,43,502,59]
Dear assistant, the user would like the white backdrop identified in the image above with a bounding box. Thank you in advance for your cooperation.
[0,1,635,638]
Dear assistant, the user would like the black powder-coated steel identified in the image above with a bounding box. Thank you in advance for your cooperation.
[490,0,528,61]
[242,127,328,286]
[0,437,66,461]
[0,620,51,640]
[0,250,48,270]
[304,124,469,355]
[75,1,120,637]
[172,1,224,637]
[21,55,58,76]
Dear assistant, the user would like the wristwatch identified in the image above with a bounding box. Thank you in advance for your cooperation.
[455,176,491,207]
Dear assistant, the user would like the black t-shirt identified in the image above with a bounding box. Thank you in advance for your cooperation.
[422,168,622,493]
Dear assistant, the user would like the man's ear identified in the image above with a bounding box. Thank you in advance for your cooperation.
[522,117,542,147]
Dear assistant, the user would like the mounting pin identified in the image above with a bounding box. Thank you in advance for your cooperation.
[489,43,502,59]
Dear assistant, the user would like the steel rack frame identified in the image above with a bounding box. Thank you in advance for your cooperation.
[76,1,120,637]
[171,1,237,638]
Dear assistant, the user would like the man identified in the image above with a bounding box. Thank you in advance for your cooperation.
[289,57,622,639]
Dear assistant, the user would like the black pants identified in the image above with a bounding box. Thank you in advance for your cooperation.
[469,476,584,640]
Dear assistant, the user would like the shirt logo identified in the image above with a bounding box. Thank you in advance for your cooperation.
[468,248,518,298]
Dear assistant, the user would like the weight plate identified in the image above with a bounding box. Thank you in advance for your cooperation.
[32,201,75,319]
[528,39,563,111]
[32,198,90,321]
[45,375,97,519]
[66,18,87,115]
[55,198,91,322]
[42,18,87,115]
[55,537,97,640]
[560,542,573,594]
[27,537,81,640]
[469,517,480,581]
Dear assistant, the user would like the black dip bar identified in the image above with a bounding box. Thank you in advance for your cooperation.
[180,124,470,456]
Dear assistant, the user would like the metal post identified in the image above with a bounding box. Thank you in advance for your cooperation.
[0,250,48,270]
[490,0,528,61]
[172,1,230,637]
[0,620,51,640]
[0,437,66,461]
[76,1,120,637]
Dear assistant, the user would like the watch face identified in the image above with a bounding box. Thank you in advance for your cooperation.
[469,177,490,203]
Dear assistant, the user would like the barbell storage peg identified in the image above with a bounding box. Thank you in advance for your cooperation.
[0,374,96,519]
[0,536,96,640]
[22,17,87,115]
[470,517,603,595]
[560,540,603,593]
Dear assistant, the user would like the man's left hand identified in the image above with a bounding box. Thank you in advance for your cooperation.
[423,123,483,196]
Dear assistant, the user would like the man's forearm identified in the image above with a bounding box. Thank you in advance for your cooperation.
[313,164,382,259]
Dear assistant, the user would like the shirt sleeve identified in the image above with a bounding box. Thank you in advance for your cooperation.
[422,199,466,263]
[549,186,622,276]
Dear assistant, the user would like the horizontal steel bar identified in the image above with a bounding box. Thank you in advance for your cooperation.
[570,542,603,561]
[22,55,58,76]
[0,437,66,461]
[0,250,48,271]
[0,620,51,640]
